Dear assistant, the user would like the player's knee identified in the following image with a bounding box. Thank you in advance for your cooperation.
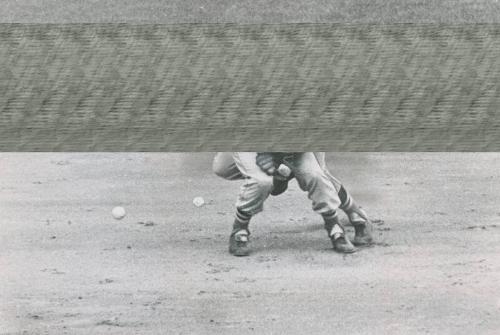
[212,156,236,179]
[254,176,274,194]
[243,176,273,199]
[238,177,273,215]
[212,160,226,177]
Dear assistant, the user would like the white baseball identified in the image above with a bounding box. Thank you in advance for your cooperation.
[193,196,205,207]
[112,206,126,220]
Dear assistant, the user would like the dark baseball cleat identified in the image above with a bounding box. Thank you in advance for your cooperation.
[270,177,289,196]
[353,223,374,246]
[348,212,374,246]
[229,229,251,256]
[331,234,357,253]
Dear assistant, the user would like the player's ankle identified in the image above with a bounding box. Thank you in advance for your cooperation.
[322,211,340,228]
[233,208,251,231]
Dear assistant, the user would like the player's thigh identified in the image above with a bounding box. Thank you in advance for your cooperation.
[289,152,337,190]
[213,152,243,180]
[313,152,343,190]
[290,152,325,176]
[233,153,274,208]
[233,153,265,178]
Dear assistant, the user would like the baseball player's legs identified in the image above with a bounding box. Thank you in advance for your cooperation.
[314,152,358,205]
[212,152,244,180]
[288,153,341,215]
[233,152,274,216]
[308,153,366,217]
[313,152,343,190]
[226,152,274,256]
[285,153,356,253]
[216,152,366,255]
[313,152,373,246]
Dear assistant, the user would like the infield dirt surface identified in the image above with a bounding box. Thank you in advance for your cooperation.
[1,153,500,334]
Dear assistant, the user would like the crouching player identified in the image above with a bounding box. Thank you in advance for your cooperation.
[213,152,373,256]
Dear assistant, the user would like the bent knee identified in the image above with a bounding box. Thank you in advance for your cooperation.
[212,154,241,180]
[237,176,274,215]
[212,160,226,177]
[252,176,274,193]
[241,176,274,198]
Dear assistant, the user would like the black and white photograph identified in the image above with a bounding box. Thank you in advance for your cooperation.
[2,1,500,334]
[2,152,500,334]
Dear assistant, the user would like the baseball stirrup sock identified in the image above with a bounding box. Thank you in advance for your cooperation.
[338,186,353,211]
[338,186,368,220]
[234,208,251,230]
[322,211,339,225]
[322,211,344,238]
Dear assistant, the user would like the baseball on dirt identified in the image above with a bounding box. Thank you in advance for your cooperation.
[193,196,205,207]
[112,206,126,220]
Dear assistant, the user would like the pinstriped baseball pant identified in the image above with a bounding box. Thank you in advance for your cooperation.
[213,152,342,216]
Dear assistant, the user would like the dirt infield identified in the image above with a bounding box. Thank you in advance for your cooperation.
[1,153,500,334]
